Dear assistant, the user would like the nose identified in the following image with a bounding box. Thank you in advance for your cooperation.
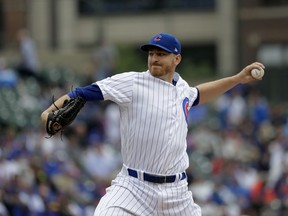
[150,54,158,63]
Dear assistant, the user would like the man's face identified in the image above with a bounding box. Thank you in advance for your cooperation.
[148,48,181,81]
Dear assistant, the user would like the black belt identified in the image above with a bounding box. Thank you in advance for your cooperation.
[127,168,186,184]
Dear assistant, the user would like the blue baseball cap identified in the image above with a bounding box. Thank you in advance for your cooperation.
[141,33,181,55]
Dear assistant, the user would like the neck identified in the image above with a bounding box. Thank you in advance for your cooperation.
[149,71,174,84]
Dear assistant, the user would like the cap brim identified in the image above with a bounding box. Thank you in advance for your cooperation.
[141,44,173,53]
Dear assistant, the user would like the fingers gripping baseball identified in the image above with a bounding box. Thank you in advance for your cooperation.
[251,68,264,80]
[249,62,265,79]
[240,62,265,83]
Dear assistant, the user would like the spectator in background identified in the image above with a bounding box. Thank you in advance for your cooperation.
[16,28,40,79]
[247,88,270,128]
[91,38,118,81]
[0,189,9,216]
[227,86,247,127]
[0,57,18,87]
[104,103,121,147]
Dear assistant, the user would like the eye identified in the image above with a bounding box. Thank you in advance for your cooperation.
[158,52,166,56]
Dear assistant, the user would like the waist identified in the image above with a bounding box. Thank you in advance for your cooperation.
[122,165,187,184]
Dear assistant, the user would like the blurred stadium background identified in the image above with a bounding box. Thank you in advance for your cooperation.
[0,0,288,215]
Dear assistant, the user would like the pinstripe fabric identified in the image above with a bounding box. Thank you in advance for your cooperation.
[95,70,200,215]
[96,71,198,175]
[94,168,201,216]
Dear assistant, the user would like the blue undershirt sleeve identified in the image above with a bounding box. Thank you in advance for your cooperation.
[68,84,104,101]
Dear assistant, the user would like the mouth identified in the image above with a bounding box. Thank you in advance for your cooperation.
[151,65,161,68]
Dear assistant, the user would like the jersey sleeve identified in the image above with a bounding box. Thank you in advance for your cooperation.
[68,84,104,101]
[191,87,200,106]
[95,72,135,105]
[189,87,200,107]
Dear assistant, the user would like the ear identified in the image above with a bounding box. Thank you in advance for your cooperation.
[175,54,182,65]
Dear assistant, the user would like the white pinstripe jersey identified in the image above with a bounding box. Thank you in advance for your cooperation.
[96,70,199,175]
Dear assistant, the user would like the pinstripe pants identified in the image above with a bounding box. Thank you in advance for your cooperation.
[94,167,201,216]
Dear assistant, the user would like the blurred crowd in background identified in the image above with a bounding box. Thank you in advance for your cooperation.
[0,31,288,216]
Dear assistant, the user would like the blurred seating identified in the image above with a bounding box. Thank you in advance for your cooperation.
[0,66,287,216]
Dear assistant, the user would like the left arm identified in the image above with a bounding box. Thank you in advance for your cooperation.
[196,62,265,105]
[41,84,103,135]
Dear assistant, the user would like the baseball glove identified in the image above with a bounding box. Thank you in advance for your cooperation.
[46,96,86,136]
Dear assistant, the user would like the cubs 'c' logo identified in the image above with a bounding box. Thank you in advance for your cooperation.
[182,97,189,123]
[154,34,162,42]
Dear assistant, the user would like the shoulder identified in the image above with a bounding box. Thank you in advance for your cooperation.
[174,72,190,88]
[108,71,146,81]
[175,72,199,99]
[96,71,147,89]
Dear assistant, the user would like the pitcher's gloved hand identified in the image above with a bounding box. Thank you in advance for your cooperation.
[46,96,86,136]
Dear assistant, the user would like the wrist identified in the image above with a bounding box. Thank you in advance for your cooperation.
[41,111,49,127]
[230,74,241,85]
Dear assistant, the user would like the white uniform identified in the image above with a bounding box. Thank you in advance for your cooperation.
[94,70,201,216]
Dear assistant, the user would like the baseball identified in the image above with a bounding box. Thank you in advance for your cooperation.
[251,68,264,79]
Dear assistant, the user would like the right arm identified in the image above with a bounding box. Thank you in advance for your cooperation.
[196,62,265,105]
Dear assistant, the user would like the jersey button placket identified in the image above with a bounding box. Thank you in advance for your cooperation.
[172,87,178,118]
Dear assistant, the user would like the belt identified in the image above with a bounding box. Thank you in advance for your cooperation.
[127,168,187,184]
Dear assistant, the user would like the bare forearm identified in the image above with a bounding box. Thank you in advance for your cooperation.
[196,75,239,104]
[196,62,265,105]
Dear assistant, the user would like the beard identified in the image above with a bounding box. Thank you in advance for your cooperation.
[149,64,173,78]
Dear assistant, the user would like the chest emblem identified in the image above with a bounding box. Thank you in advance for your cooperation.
[182,97,189,123]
